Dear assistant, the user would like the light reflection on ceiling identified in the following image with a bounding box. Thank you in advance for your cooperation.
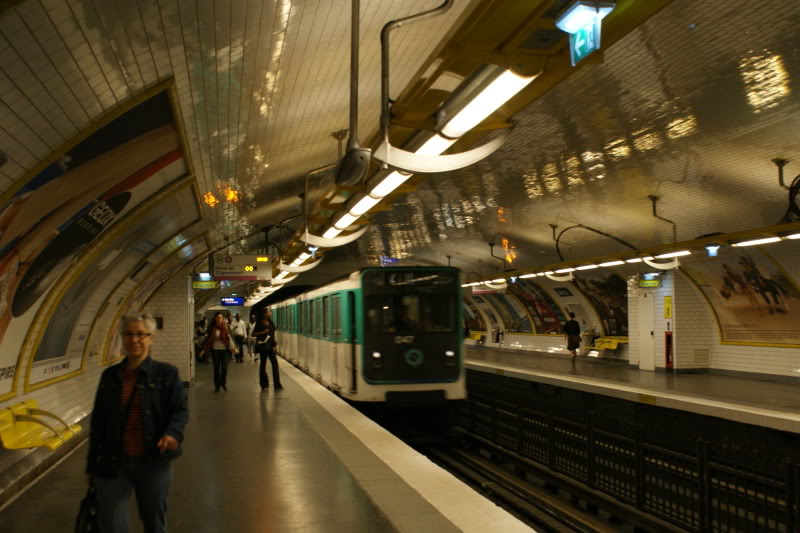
[739,51,790,113]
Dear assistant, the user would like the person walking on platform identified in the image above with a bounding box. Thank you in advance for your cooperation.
[199,311,238,391]
[252,308,282,391]
[86,313,189,533]
[231,312,246,363]
[563,311,581,362]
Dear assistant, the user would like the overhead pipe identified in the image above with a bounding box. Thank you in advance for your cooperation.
[648,195,677,243]
[380,0,454,145]
[772,158,791,190]
[488,241,507,271]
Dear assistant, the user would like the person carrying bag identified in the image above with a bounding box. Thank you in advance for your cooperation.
[252,308,282,391]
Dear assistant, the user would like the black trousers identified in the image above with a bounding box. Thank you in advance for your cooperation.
[211,349,230,389]
[234,335,244,361]
[259,348,281,389]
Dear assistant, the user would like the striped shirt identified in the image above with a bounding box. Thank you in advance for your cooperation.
[122,367,145,456]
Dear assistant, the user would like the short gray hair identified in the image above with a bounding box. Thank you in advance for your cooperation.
[120,313,157,336]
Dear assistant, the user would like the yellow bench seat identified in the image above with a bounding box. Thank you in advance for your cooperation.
[0,400,82,451]
[592,337,629,350]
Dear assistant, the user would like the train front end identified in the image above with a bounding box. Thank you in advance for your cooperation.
[359,267,465,404]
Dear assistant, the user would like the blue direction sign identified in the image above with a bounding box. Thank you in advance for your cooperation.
[569,17,602,66]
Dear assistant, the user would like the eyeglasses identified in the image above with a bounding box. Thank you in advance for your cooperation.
[122,332,152,339]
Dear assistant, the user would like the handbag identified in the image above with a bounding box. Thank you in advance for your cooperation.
[74,484,99,532]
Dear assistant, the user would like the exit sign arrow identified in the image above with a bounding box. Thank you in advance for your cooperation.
[569,17,602,66]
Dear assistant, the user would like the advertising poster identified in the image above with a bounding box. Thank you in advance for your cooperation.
[680,248,800,345]
[482,292,533,333]
[0,89,187,396]
[507,279,566,334]
[29,188,200,386]
[463,296,487,333]
[572,271,629,336]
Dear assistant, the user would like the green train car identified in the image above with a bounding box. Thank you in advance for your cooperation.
[273,267,466,403]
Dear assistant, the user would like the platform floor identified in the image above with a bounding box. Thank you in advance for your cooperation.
[0,357,530,532]
[466,345,800,433]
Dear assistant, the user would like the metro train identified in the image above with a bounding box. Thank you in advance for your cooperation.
[272,267,466,403]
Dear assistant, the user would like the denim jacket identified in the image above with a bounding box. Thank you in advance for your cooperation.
[86,356,189,476]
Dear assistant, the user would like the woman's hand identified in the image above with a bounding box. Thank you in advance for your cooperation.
[157,435,179,453]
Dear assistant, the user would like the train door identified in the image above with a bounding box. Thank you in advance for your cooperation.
[348,291,357,392]
[637,291,656,371]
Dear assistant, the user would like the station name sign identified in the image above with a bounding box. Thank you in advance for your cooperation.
[221,296,245,306]
[213,254,272,281]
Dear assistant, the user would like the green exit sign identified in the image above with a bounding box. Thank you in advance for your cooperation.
[569,17,602,66]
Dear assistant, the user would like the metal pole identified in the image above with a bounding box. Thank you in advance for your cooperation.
[349,0,359,148]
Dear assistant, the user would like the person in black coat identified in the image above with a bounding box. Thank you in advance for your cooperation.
[87,313,188,533]
[252,308,282,391]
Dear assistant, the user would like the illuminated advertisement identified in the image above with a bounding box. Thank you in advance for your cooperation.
[463,296,486,333]
[680,248,800,345]
[482,292,533,333]
[0,89,187,396]
[572,271,628,336]
[507,279,566,334]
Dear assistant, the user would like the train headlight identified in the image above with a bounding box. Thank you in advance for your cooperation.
[445,351,455,357]
[372,352,381,358]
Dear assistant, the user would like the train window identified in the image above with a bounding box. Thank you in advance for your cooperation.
[322,296,329,337]
[365,294,454,333]
[304,301,310,334]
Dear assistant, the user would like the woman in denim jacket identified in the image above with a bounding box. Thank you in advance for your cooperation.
[86,313,189,533]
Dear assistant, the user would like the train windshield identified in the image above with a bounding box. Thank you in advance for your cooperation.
[365,294,454,334]
[363,270,457,291]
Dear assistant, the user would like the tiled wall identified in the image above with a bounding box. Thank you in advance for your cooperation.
[143,269,194,382]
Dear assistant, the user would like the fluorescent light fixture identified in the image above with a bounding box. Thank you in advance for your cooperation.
[655,250,692,258]
[491,278,505,283]
[626,258,643,263]
[274,271,289,281]
[555,1,616,34]
[441,70,537,138]
[416,134,456,156]
[322,227,342,239]
[784,233,800,240]
[599,260,624,267]
[555,268,576,273]
[519,273,536,278]
[333,212,359,230]
[445,350,455,357]
[349,195,381,216]
[198,272,212,280]
[369,171,409,198]
[461,283,470,287]
[575,264,598,270]
[544,271,554,275]
[468,282,481,286]
[705,244,721,257]
[372,352,381,359]
[291,252,311,266]
[731,236,781,247]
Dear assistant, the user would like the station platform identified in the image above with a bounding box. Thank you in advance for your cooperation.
[0,360,529,532]
[466,345,800,434]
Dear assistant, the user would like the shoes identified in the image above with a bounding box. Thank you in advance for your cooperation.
[275,385,284,390]
[222,385,228,391]
[261,387,268,392]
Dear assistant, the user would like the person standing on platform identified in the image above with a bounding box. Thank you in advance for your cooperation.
[252,308,282,391]
[563,311,581,362]
[230,313,246,363]
[199,312,238,391]
[86,313,189,533]
[247,314,257,362]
